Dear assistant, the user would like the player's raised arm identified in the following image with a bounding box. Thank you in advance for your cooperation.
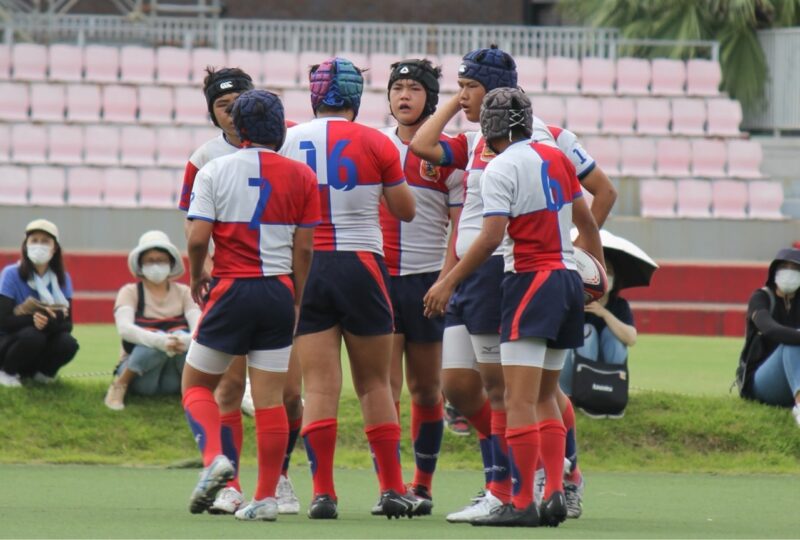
[572,195,604,270]
[581,166,617,228]
[408,93,461,164]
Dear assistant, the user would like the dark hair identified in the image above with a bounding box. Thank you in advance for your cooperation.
[315,103,352,114]
[18,232,66,286]
[138,247,175,269]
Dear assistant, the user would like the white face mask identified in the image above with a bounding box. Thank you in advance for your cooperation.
[774,268,800,295]
[27,244,53,266]
[142,263,171,284]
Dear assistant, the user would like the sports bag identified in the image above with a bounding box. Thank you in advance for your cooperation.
[571,354,629,417]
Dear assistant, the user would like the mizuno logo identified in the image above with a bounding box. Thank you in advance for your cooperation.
[220,81,234,89]
[482,345,499,354]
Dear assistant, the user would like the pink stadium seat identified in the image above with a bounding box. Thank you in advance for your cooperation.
[0,124,9,163]
[367,53,402,90]
[121,126,157,166]
[686,59,721,97]
[11,124,48,164]
[530,94,565,127]
[676,178,712,218]
[227,49,264,85]
[12,43,47,81]
[156,46,191,85]
[120,45,155,84]
[48,44,83,82]
[139,168,176,208]
[84,44,120,83]
[0,46,10,80]
[282,89,313,124]
[439,54,464,92]
[29,166,66,206]
[582,136,621,176]
[174,86,209,125]
[47,125,84,165]
[690,139,727,178]
[747,180,784,219]
[564,96,600,134]
[0,165,28,204]
[137,85,174,124]
[635,98,670,135]
[190,47,228,83]
[264,50,300,88]
[640,178,677,218]
[156,127,194,167]
[191,126,219,149]
[727,139,764,179]
[66,166,104,206]
[655,138,691,177]
[356,90,390,128]
[66,84,102,123]
[297,51,330,88]
[102,167,138,207]
[711,179,748,219]
[671,98,706,136]
[0,81,29,121]
[102,84,137,124]
[580,57,615,95]
[706,98,742,137]
[516,56,545,94]
[616,58,650,95]
[620,136,656,177]
[651,59,686,96]
[30,82,65,122]
[84,125,120,166]
[546,57,580,94]
[599,97,635,134]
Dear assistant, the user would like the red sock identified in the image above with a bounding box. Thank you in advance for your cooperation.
[506,425,540,510]
[254,406,289,500]
[302,418,338,498]
[562,399,582,482]
[220,410,243,491]
[411,400,444,493]
[465,399,492,439]
[539,419,567,499]
[365,423,405,494]
[488,409,511,503]
[182,386,222,467]
[282,416,303,476]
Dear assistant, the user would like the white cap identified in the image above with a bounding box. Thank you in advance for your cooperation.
[127,230,184,279]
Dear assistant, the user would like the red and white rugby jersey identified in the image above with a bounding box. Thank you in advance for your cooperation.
[280,117,406,255]
[481,139,583,274]
[532,117,596,180]
[187,147,321,278]
[378,127,464,276]
[179,134,240,211]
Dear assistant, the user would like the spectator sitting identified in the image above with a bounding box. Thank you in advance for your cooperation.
[104,231,200,410]
[0,219,79,387]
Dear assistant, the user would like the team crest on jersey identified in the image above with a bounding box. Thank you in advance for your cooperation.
[419,160,441,181]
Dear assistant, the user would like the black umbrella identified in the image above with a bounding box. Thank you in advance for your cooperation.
[572,229,658,290]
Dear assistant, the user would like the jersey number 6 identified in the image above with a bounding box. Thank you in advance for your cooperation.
[300,140,358,191]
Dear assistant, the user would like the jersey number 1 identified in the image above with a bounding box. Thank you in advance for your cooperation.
[300,139,357,191]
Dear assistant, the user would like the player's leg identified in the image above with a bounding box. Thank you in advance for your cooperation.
[476,352,511,507]
[557,387,584,519]
[389,333,405,418]
[537,353,569,527]
[209,356,246,514]
[276,346,303,514]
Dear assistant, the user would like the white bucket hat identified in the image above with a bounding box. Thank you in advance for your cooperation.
[128,230,184,279]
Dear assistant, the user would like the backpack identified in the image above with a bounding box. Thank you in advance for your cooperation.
[734,287,775,398]
[570,353,629,417]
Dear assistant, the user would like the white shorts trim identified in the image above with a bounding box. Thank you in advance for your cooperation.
[501,338,567,370]
[247,346,292,373]
[442,325,477,370]
[186,340,233,375]
[470,334,501,364]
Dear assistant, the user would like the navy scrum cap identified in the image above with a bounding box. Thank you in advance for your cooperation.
[205,68,254,127]
[231,90,286,149]
[458,45,517,92]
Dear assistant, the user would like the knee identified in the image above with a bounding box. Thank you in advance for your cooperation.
[215,377,245,409]
[283,392,303,417]
[406,377,442,407]
[16,326,48,349]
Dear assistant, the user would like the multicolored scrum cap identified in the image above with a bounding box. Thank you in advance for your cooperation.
[387,59,441,121]
[309,57,364,116]
[204,68,254,127]
[479,87,533,142]
[230,90,287,149]
[458,45,517,92]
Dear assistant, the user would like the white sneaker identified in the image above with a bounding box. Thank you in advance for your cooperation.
[534,457,572,504]
[792,404,800,427]
[564,475,585,519]
[0,370,22,388]
[33,372,56,384]
[241,377,255,417]
[188,455,235,514]
[276,475,300,514]
[445,490,502,523]
[104,382,127,411]
[209,486,244,515]
[235,497,278,521]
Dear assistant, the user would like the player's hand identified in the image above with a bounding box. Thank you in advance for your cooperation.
[423,279,454,318]
[32,311,50,330]
[190,272,212,307]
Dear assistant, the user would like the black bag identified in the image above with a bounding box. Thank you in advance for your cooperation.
[571,354,629,417]
[734,287,775,398]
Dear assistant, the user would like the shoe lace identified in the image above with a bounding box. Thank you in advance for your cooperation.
[469,489,487,504]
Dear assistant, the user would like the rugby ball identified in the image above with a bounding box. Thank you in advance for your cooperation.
[574,247,608,304]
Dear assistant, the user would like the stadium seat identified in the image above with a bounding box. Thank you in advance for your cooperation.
[655,138,691,177]
[635,97,670,135]
[0,165,28,204]
[191,126,219,149]
[174,86,209,125]
[357,90,390,128]
[727,139,764,179]
[650,59,686,96]
[706,98,742,137]
[599,97,635,134]
[367,52,402,90]
[30,82,65,122]
[138,85,174,124]
[103,166,138,207]
[66,166,104,206]
[282,89,313,124]
[747,180,784,219]
[516,55,545,94]
[263,50,301,88]
[102,84,138,124]
[120,45,156,84]
[29,165,66,206]
[580,57,615,95]
[190,47,227,83]
[439,54,463,92]
[156,127,194,167]
[11,124,48,164]
[48,44,83,82]
[227,49,264,85]
[676,178,712,218]
[0,46,10,80]
[47,125,84,165]
[65,84,102,123]
[640,178,677,218]
[84,125,121,166]
[139,168,176,208]
[582,136,621,176]
[686,59,721,96]
[564,96,600,134]
[156,46,192,85]
[84,44,120,83]
[0,82,29,121]
[620,136,656,177]
[530,94,565,127]
[121,126,157,166]
[0,124,9,163]
[12,43,47,81]
[616,57,650,95]
[690,139,727,178]
[546,57,580,94]
[711,179,748,219]
[671,98,706,136]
